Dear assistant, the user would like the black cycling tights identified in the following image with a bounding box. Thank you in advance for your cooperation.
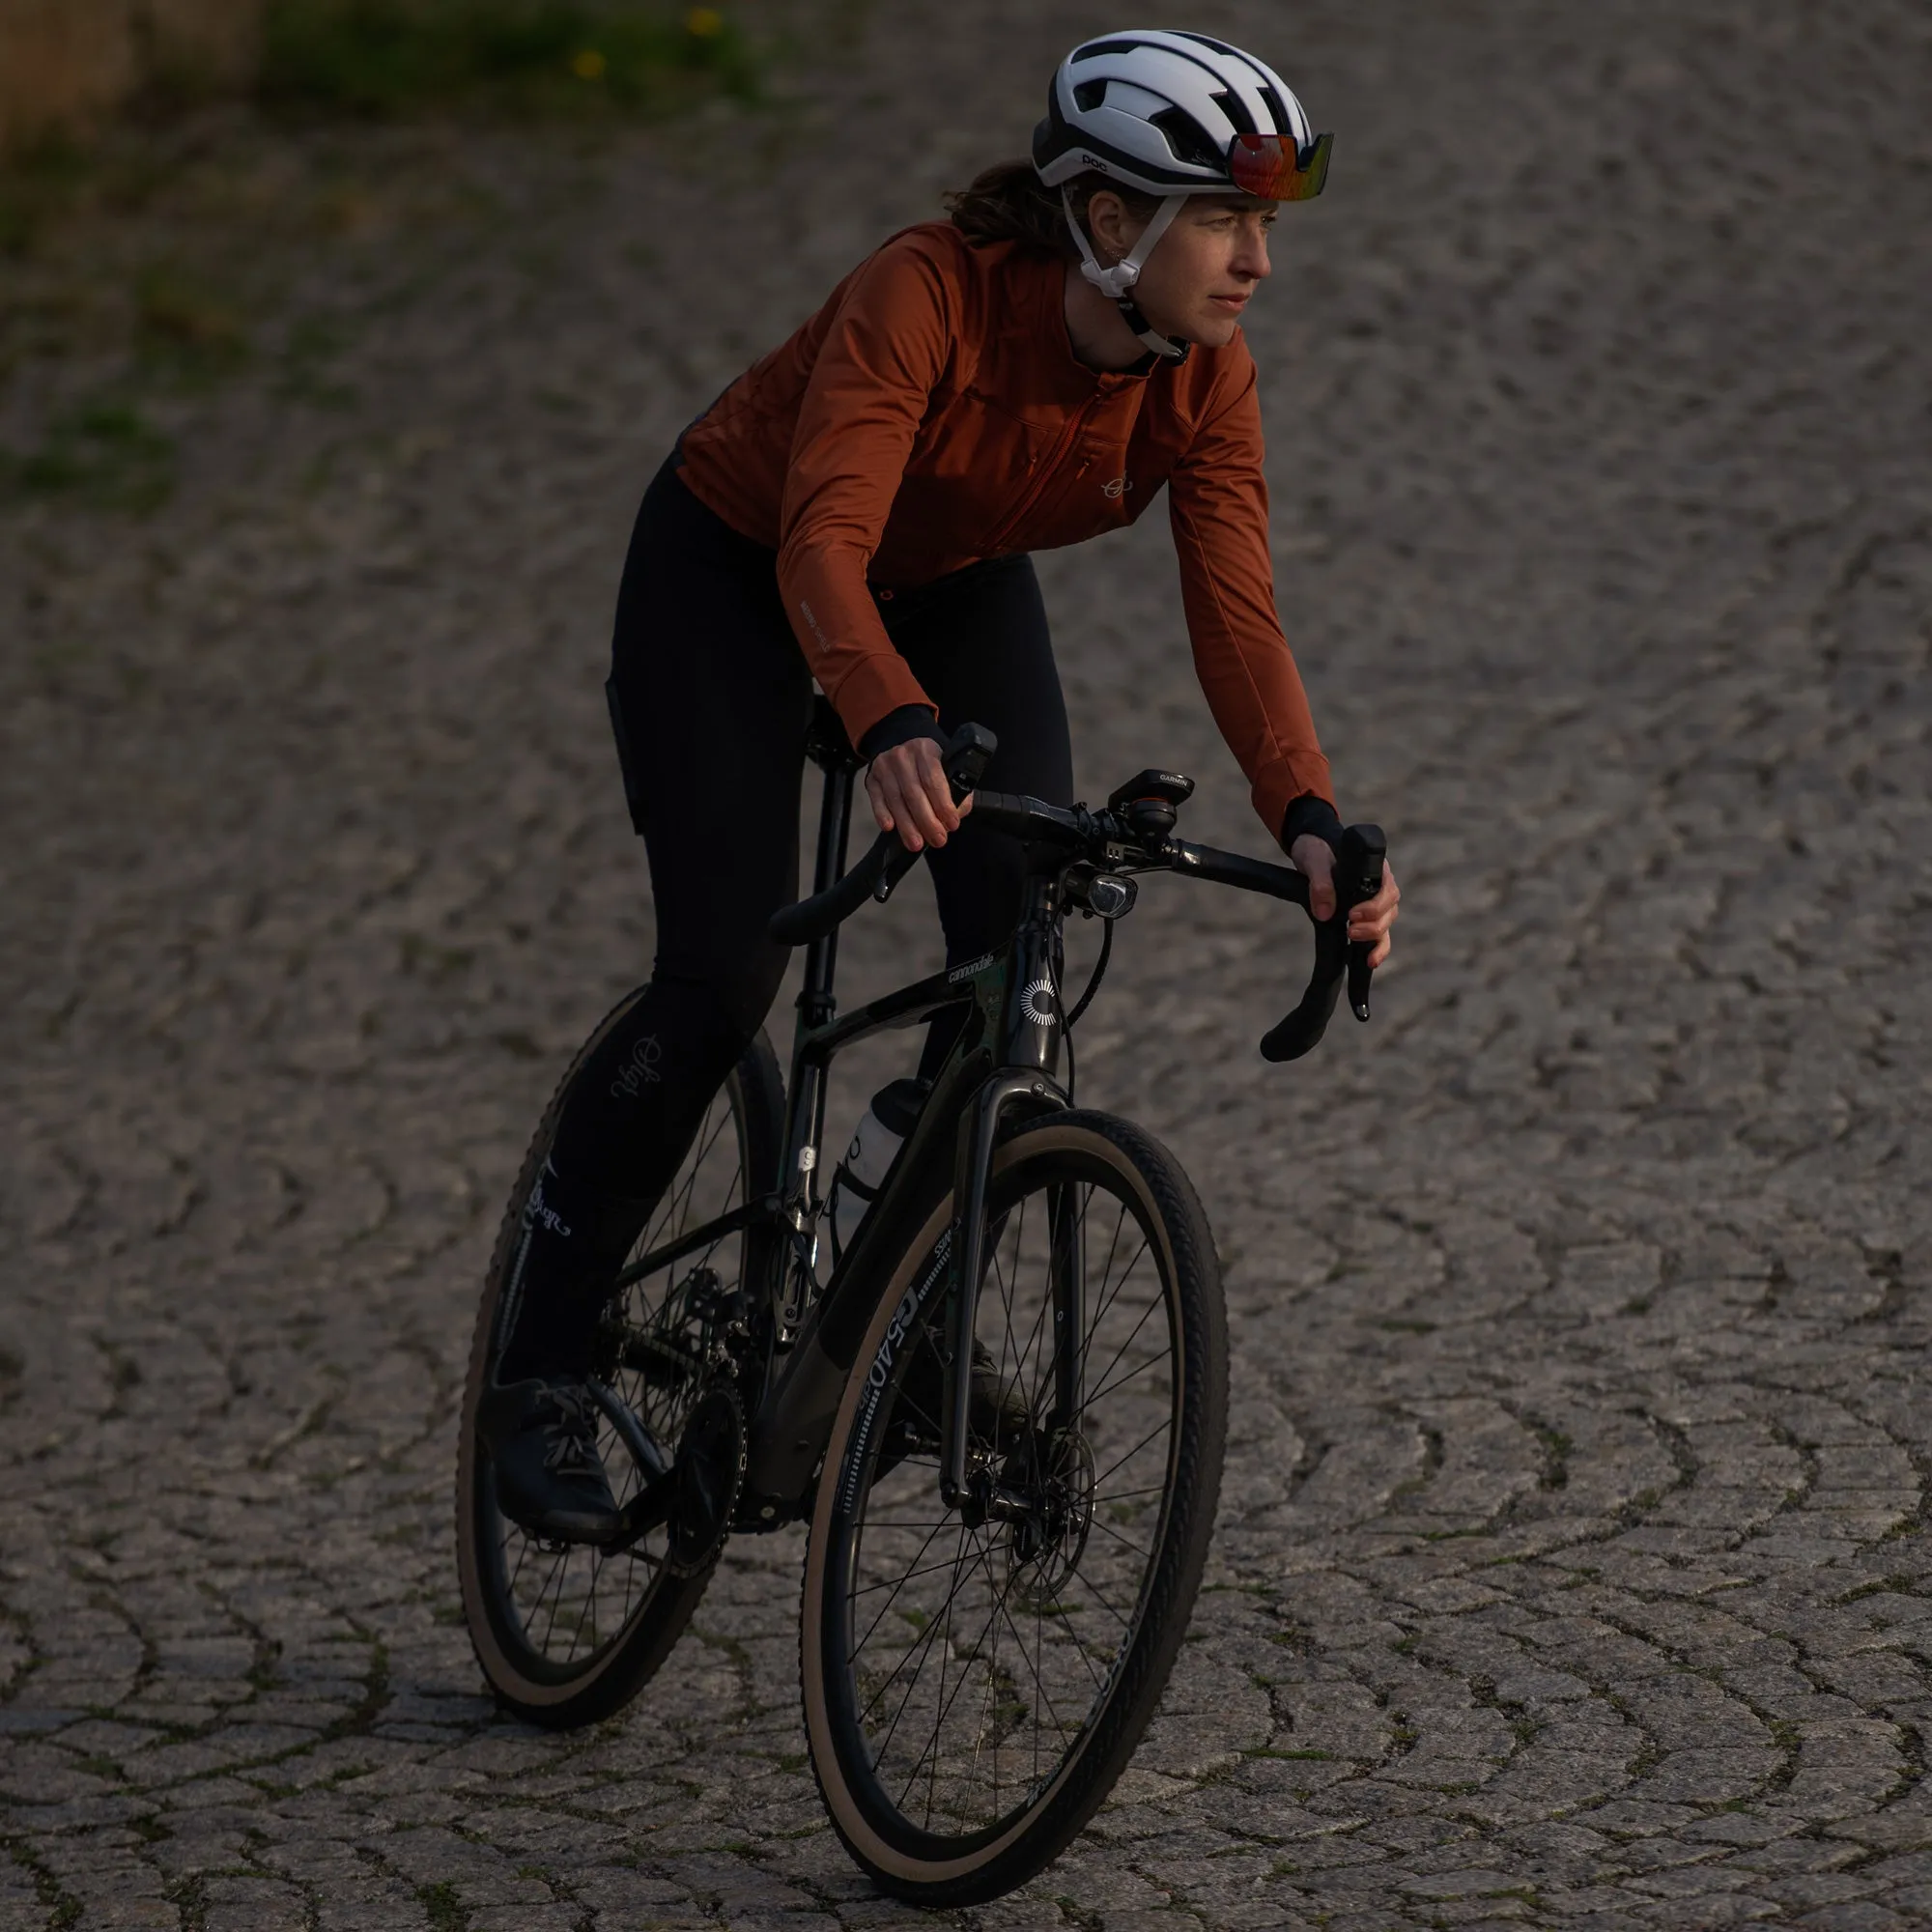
[498,456,1072,1380]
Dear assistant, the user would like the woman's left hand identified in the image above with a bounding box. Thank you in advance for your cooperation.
[1289,835,1401,969]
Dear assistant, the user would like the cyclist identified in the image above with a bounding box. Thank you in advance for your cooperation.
[483,28,1402,1540]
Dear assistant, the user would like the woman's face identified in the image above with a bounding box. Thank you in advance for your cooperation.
[1089,192,1277,349]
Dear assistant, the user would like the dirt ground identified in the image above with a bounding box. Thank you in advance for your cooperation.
[4,1,1931,1926]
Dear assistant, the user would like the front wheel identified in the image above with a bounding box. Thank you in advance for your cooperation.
[800,1110,1228,1906]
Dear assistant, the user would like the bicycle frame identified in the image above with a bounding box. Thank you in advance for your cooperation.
[603,705,1383,1548]
[610,703,1067,1531]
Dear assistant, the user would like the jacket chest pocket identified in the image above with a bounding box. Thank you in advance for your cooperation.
[914,384,1050,490]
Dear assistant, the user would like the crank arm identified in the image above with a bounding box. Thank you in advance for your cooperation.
[599,1465,679,1554]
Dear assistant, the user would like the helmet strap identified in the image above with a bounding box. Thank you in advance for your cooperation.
[1060,187,1191,361]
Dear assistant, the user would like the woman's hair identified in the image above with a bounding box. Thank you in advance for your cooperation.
[944,158,1163,258]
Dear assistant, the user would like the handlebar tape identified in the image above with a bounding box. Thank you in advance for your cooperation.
[1259,822,1386,1063]
[766,723,999,947]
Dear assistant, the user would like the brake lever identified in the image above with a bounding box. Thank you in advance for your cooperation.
[1258,822,1385,1062]
[1338,823,1387,1022]
[870,721,997,906]
[767,723,999,944]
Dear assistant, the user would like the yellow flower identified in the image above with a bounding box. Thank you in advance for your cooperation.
[571,47,608,79]
[686,7,724,37]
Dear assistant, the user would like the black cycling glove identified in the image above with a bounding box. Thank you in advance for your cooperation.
[1281,791,1345,856]
[859,704,946,761]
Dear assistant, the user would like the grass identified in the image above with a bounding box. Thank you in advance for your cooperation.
[416,1881,470,1931]
[7,397,175,511]
[260,0,760,120]
[0,1,769,513]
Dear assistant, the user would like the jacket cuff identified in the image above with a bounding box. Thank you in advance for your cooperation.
[828,654,936,754]
[1281,791,1345,854]
[858,703,944,760]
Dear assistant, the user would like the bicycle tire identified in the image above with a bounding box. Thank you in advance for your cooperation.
[457,994,784,1728]
[800,1110,1227,1905]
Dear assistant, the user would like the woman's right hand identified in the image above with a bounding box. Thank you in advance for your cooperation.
[866,738,973,853]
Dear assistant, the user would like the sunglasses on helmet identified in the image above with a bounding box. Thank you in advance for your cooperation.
[1227,129,1333,202]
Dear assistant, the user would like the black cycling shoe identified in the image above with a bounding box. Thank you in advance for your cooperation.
[895,1338,1033,1447]
[481,1378,622,1544]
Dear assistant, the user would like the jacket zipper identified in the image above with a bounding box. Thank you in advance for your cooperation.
[981,393,1100,554]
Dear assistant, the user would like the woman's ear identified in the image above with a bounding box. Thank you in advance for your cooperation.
[1085,189,1140,265]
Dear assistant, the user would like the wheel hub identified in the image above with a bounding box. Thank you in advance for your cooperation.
[1003,1426,1094,1603]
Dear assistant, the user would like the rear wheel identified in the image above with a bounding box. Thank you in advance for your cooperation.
[800,1110,1227,1905]
[457,999,783,1727]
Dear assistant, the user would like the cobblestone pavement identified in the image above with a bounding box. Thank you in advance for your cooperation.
[4,1,1930,1925]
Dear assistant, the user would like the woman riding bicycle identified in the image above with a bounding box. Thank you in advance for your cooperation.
[483,28,1401,1539]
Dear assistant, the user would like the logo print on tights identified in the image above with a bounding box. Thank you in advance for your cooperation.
[610,1034,664,1101]
[1101,476,1133,499]
[525,1166,573,1239]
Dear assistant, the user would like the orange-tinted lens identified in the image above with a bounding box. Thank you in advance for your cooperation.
[1228,130,1332,202]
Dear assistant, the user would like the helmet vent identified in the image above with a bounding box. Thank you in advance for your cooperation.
[1073,78,1108,112]
[1210,86,1259,137]
[1150,106,1220,171]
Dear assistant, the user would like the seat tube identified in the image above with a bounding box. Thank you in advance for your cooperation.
[800,760,854,1031]
[775,757,856,1313]
[783,755,851,1204]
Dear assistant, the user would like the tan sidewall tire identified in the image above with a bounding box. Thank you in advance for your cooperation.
[455,1007,774,1726]
[799,1114,1221,1896]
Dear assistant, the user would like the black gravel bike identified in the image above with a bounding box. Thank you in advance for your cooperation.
[457,703,1384,1906]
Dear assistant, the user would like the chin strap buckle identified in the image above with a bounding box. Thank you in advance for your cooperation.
[1061,187,1191,361]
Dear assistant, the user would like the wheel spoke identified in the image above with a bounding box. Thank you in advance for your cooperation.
[1076,1276,1161,1414]
[867,1534,995,1752]
[1084,1514,1153,1562]
[1080,1341,1167,1417]
[849,1514,959,1657]
[1090,1412,1174,1492]
[471,1057,761,1690]
[827,1133,1206,1853]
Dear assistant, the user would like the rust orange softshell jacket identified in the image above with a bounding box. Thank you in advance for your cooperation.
[678,221,1333,836]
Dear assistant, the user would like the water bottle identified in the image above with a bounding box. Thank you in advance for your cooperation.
[829,1077,930,1265]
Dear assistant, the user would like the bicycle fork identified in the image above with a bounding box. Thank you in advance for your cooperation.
[941,877,1072,1516]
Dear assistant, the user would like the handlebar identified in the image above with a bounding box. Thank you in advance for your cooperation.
[767,722,1385,1063]
[767,724,996,948]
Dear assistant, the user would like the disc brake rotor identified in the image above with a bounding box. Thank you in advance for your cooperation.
[1006,1426,1095,1604]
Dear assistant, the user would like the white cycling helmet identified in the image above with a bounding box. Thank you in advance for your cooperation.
[1033,29,1331,358]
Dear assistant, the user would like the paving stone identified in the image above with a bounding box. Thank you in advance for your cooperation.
[2,0,1930,1928]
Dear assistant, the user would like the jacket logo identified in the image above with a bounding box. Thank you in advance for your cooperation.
[1101,476,1133,499]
